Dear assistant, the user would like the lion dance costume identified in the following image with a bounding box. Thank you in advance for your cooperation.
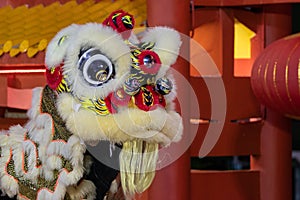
[0,10,183,200]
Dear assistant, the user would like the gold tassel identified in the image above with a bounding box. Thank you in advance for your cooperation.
[120,140,158,198]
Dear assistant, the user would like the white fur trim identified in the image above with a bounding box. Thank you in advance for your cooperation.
[40,167,54,181]
[46,155,62,170]
[45,24,80,69]
[38,145,48,167]
[44,135,85,187]
[36,173,67,200]
[27,113,54,145]
[22,140,40,182]
[0,95,86,200]
[47,141,67,157]
[109,179,118,194]
[4,125,26,178]
[141,26,182,67]
[161,111,183,144]
[23,140,37,171]
[37,166,85,200]
[26,87,43,120]
[0,145,19,198]
[0,175,19,198]
[59,167,84,186]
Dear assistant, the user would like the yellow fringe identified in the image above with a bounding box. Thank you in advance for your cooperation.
[120,140,158,198]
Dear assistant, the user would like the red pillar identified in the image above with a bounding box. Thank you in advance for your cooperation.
[147,0,191,200]
[251,109,292,200]
[251,5,292,200]
[263,4,292,47]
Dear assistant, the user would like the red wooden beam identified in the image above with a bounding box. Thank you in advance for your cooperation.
[250,4,293,200]
[251,109,292,200]
[191,170,260,200]
[0,117,28,130]
[0,52,45,67]
[194,0,300,6]
[147,0,191,200]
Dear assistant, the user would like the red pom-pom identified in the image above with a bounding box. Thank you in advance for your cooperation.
[103,10,135,32]
[134,85,166,111]
[45,64,63,90]
[111,89,131,106]
[103,10,135,39]
[138,50,161,75]
[105,89,131,114]
[104,93,116,114]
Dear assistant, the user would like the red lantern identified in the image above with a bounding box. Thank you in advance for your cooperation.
[251,33,300,119]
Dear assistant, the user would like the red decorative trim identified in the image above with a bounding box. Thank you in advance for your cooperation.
[111,89,131,106]
[103,10,135,33]
[36,170,62,197]
[18,193,31,200]
[134,85,166,111]
[51,139,67,144]
[47,140,67,156]
[104,93,116,114]
[45,64,63,90]
[138,50,161,75]
[105,89,131,114]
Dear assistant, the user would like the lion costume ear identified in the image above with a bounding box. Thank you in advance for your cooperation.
[140,26,181,67]
[45,24,80,69]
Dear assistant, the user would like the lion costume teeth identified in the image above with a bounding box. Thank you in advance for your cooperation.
[0,10,183,200]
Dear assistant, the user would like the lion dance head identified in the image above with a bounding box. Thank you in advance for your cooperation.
[0,10,183,200]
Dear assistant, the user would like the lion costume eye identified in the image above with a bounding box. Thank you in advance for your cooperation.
[78,48,115,86]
